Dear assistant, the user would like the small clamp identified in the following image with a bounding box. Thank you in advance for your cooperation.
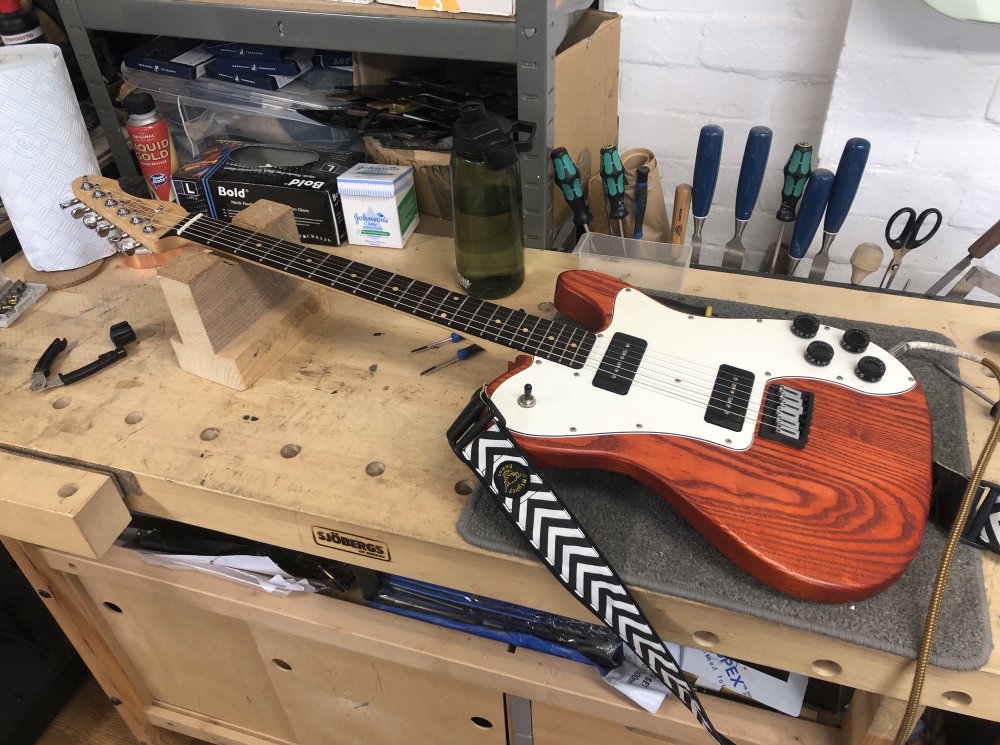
[30,321,137,392]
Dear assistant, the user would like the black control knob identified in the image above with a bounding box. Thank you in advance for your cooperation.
[805,341,834,367]
[791,314,820,339]
[841,328,870,354]
[855,356,886,383]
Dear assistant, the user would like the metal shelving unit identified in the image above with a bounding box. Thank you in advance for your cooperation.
[56,0,582,248]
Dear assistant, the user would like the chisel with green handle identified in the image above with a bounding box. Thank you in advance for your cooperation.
[600,144,628,238]
[764,141,812,274]
[550,147,592,237]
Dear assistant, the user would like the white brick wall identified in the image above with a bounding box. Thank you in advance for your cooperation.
[605,0,1000,295]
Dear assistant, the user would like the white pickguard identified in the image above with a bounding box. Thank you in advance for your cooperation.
[492,288,916,451]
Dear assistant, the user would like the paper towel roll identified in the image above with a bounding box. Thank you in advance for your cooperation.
[0,44,114,271]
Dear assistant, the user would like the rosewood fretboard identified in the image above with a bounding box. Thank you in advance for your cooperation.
[172,214,594,368]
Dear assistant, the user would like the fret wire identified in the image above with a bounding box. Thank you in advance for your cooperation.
[390,277,416,308]
[307,254,333,280]
[527,316,551,356]
[551,324,576,365]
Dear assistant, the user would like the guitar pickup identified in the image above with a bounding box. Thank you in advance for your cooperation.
[592,332,647,396]
[705,364,754,432]
[758,384,813,449]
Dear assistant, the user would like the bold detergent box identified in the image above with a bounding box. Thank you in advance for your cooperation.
[174,142,363,246]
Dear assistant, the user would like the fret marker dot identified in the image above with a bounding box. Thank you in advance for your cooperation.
[547,335,555,341]
[452,295,460,301]
[439,312,448,318]
[306,257,313,263]
[521,327,528,333]
[570,342,577,348]
[393,286,400,291]
[351,273,358,278]
[256,243,262,248]
[494,319,501,325]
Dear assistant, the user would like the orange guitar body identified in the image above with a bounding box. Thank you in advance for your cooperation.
[487,270,934,603]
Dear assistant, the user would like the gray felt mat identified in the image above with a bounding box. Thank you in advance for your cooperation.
[457,296,993,671]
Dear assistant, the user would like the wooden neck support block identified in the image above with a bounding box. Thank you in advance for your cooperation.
[157,200,327,390]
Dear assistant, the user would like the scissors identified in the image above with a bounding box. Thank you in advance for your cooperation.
[879,207,942,289]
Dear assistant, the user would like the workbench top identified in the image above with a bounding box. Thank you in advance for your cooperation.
[2,236,1000,721]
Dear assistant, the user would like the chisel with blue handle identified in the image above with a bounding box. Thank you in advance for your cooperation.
[690,124,724,267]
[787,169,835,276]
[807,138,870,280]
[764,141,812,274]
[722,126,773,269]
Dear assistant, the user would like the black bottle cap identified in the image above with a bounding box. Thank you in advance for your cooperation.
[452,100,517,172]
[123,92,156,116]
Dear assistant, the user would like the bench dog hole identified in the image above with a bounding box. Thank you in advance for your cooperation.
[281,444,302,459]
[57,483,78,499]
[692,630,719,648]
[125,412,143,424]
[52,397,71,409]
[455,480,476,496]
[810,659,842,677]
[200,427,220,441]
[272,658,292,671]
[366,461,385,477]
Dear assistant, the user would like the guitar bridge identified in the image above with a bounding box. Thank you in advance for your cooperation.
[758,384,813,449]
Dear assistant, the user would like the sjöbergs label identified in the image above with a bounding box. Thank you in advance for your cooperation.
[312,526,391,561]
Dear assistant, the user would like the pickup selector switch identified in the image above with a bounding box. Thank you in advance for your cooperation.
[805,341,834,367]
[791,314,820,339]
[855,356,886,383]
[841,328,870,354]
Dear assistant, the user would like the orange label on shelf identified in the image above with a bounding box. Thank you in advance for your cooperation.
[417,0,461,11]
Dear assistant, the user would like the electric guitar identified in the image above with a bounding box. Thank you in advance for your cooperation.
[67,177,934,603]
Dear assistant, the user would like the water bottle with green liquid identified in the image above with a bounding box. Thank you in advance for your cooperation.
[450,101,534,299]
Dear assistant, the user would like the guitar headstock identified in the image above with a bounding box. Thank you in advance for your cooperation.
[61,175,191,257]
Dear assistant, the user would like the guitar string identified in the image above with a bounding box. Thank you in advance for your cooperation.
[126,205,769,398]
[114,204,816,429]
[114,203,820,429]
[113,202,817,426]
[165,215,784,417]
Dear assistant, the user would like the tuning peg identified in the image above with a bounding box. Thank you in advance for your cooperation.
[116,207,130,217]
[142,224,156,234]
[91,190,106,199]
[82,212,100,228]
[70,205,89,219]
[129,215,144,225]
[103,197,118,208]
[95,220,113,237]
[80,178,94,190]
[119,239,141,255]
[107,229,125,243]
[59,198,81,210]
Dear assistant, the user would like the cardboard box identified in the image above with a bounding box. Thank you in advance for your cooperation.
[376,0,514,16]
[359,10,620,232]
[174,143,364,246]
[337,164,419,248]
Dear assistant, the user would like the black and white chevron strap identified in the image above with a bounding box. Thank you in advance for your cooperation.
[447,392,734,745]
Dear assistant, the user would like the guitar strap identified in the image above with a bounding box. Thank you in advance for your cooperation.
[446,388,736,745]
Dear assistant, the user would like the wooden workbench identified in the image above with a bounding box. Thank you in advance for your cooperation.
[1,235,999,745]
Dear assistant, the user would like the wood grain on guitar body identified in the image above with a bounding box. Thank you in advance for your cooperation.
[71,177,935,603]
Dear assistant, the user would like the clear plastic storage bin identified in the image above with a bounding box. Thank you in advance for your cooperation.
[572,231,690,294]
[121,64,360,163]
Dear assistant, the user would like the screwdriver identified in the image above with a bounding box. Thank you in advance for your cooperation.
[807,138,871,281]
[690,124,724,267]
[420,344,484,376]
[411,332,463,353]
[550,147,592,237]
[600,144,628,238]
[934,364,1000,417]
[786,169,835,276]
[764,142,812,275]
[632,165,649,239]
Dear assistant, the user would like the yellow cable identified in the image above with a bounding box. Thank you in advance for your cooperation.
[893,357,1000,745]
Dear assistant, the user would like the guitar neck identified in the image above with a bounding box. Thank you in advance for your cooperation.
[171,214,593,369]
